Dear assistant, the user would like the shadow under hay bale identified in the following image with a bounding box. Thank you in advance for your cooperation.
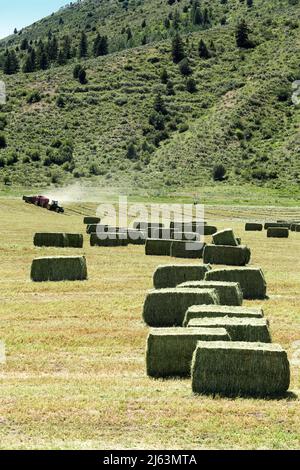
[145,239,172,256]
[203,245,251,266]
[183,305,264,327]
[34,233,83,248]
[153,264,212,289]
[83,217,100,225]
[170,240,205,259]
[212,229,239,246]
[205,267,267,300]
[188,317,271,342]
[31,256,88,282]
[245,223,263,232]
[192,341,290,397]
[143,288,220,327]
[90,233,128,247]
[146,327,230,378]
[267,227,289,238]
[178,281,243,306]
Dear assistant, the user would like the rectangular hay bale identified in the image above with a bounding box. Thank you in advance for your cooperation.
[83,217,101,225]
[143,288,220,327]
[205,267,267,299]
[146,327,230,378]
[153,264,212,289]
[34,233,83,248]
[178,280,243,306]
[267,227,289,238]
[187,317,271,342]
[212,229,238,246]
[192,341,290,397]
[183,305,264,327]
[245,223,263,231]
[31,256,87,282]
[203,245,251,266]
[145,239,172,256]
[171,240,205,259]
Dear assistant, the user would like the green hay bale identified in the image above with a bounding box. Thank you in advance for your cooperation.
[153,264,212,289]
[205,267,267,299]
[170,240,205,259]
[264,222,291,229]
[64,234,84,248]
[191,341,290,397]
[204,225,218,235]
[245,223,263,231]
[212,229,238,246]
[146,327,230,378]
[34,233,83,249]
[178,281,243,306]
[90,233,128,247]
[267,227,289,238]
[31,256,87,282]
[34,233,66,248]
[291,223,300,232]
[145,239,172,256]
[203,245,251,266]
[143,288,220,327]
[83,217,100,225]
[188,317,271,342]
[183,305,264,327]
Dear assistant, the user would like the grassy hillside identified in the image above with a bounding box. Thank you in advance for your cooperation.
[0,0,299,192]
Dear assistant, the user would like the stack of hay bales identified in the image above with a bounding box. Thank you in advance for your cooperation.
[146,328,230,378]
[191,342,290,396]
[34,233,83,248]
[267,227,289,238]
[245,223,263,232]
[31,256,88,282]
[153,264,211,289]
[183,305,264,327]
[143,288,220,327]
[204,228,250,266]
[178,281,243,306]
[170,221,206,233]
[205,267,267,299]
[187,317,271,343]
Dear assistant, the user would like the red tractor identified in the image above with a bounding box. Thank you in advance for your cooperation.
[23,195,64,213]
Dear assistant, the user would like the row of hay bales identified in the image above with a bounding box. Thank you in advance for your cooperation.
[245,220,300,237]
[143,262,290,397]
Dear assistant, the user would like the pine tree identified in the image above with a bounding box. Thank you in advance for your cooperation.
[236,19,252,48]
[198,39,210,59]
[173,9,181,30]
[57,49,67,65]
[171,33,185,63]
[23,53,35,73]
[79,31,88,58]
[39,51,49,70]
[48,36,58,61]
[62,35,72,60]
[78,68,87,84]
[3,50,19,75]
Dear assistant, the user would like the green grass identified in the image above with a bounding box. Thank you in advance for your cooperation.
[0,0,299,190]
[0,199,299,449]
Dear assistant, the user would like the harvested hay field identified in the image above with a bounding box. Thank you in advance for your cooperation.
[0,199,299,450]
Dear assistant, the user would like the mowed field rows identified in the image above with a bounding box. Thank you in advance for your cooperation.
[0,199,299,450]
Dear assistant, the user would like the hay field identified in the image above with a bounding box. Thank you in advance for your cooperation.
[0,199,299,450]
